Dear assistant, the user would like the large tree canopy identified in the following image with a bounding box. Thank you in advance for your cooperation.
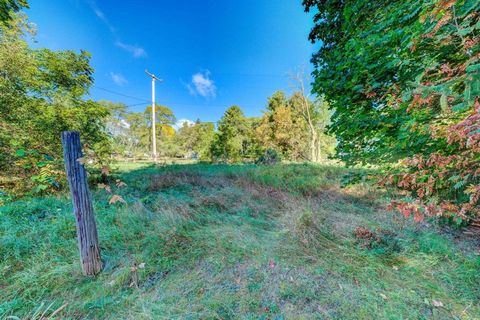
[304,0,480,221]
[0,13,110,196]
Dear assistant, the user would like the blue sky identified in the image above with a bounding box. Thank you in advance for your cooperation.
[27,0,316,125]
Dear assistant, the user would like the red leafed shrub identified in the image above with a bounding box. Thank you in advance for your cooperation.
[304,0,480,226]
[385,99,480,225]
[381,1,480,225]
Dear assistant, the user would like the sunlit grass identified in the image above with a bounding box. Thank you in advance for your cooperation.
[1,163,479,319]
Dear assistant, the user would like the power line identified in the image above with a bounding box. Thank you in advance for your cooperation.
[93,86,150,103]
[125,102,149,108]
[93,85,263,110]
[93,83,282,114]
[214,72,287,78]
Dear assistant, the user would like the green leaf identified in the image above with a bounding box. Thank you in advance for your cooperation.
[36,161,47,168]
[15,149,26,157]
[452,102,469,112]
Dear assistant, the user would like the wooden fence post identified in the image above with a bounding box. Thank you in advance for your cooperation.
[61,131,102,276]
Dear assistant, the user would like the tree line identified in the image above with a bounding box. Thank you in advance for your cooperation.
[102,88,334,164]
[0,2,334,199]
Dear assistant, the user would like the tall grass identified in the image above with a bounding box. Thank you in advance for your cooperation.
[1,163,479,319]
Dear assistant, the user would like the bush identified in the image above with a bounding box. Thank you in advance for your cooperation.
[256,149,281,165]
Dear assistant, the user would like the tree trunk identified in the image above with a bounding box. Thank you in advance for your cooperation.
[316,133,321,161]
[61,131,102,276]
[310,130,318,163]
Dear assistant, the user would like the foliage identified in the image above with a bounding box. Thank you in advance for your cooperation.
[304,0,480,222]
[256,148,281,165]
[0,0,27,24]
[211,106,259,162]
[256,91,335,162]
[107,104,177,159]
[175,119,215,160]
[0,12,111,197]
[256,91,309,161]
[1,163,479,318]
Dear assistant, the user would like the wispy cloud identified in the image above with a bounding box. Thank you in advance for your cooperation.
[110,72,128,86]
[86,0,147,58]
[88,1,115,33]
[115,41,147,58]
[187,70,217,98]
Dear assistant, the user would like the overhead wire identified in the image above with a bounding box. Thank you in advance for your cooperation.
[93,86,150,103]
[92,85,265,111]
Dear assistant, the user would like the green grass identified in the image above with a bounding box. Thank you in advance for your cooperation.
[1,163,479,319]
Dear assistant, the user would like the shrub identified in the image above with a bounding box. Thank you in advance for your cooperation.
[256,149,281,165]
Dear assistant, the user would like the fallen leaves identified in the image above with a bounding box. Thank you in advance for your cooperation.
[97,183,111,193]
[109,194,126,205]
[116,179,127,187]
[101,166,110,176]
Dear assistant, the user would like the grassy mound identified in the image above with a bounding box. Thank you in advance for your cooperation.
[1,163,479,319]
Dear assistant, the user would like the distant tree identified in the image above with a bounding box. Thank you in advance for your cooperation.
[176,120,215,160]
[256,91,309,161]
[290,70,336,162]
[144,105,176,128]
[312,95,336,158]
[211,106,252,162]
[99,101,131,157]
[124,112,149,157]
[144,105,176,157]
[119,105,176,159]
[257,89,335,162]
[244,117,263,160]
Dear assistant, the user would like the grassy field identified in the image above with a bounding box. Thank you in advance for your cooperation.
[1,163,479,319]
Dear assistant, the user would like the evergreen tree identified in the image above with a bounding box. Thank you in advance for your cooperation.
[211,106,250,162]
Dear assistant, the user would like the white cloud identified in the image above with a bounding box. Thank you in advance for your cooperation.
[110,72,128,86]
[187,70,217,98]
[115,41,147,58]
[173,119,195,130]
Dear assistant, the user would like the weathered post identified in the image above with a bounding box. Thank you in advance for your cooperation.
[61,131,102,276]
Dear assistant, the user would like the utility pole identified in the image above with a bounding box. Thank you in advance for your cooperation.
[145,70,163,162]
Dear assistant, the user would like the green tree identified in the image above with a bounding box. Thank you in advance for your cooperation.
[289,71,336,162]
[211,106,251,162]
[144,105,176,158]
[0,0,27,24]
[0,13,111,195]
[176,120,215,160]
[118,105,176,159]
[99,101,130,157]
[256,91,309,161]
[124,112,149,157]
